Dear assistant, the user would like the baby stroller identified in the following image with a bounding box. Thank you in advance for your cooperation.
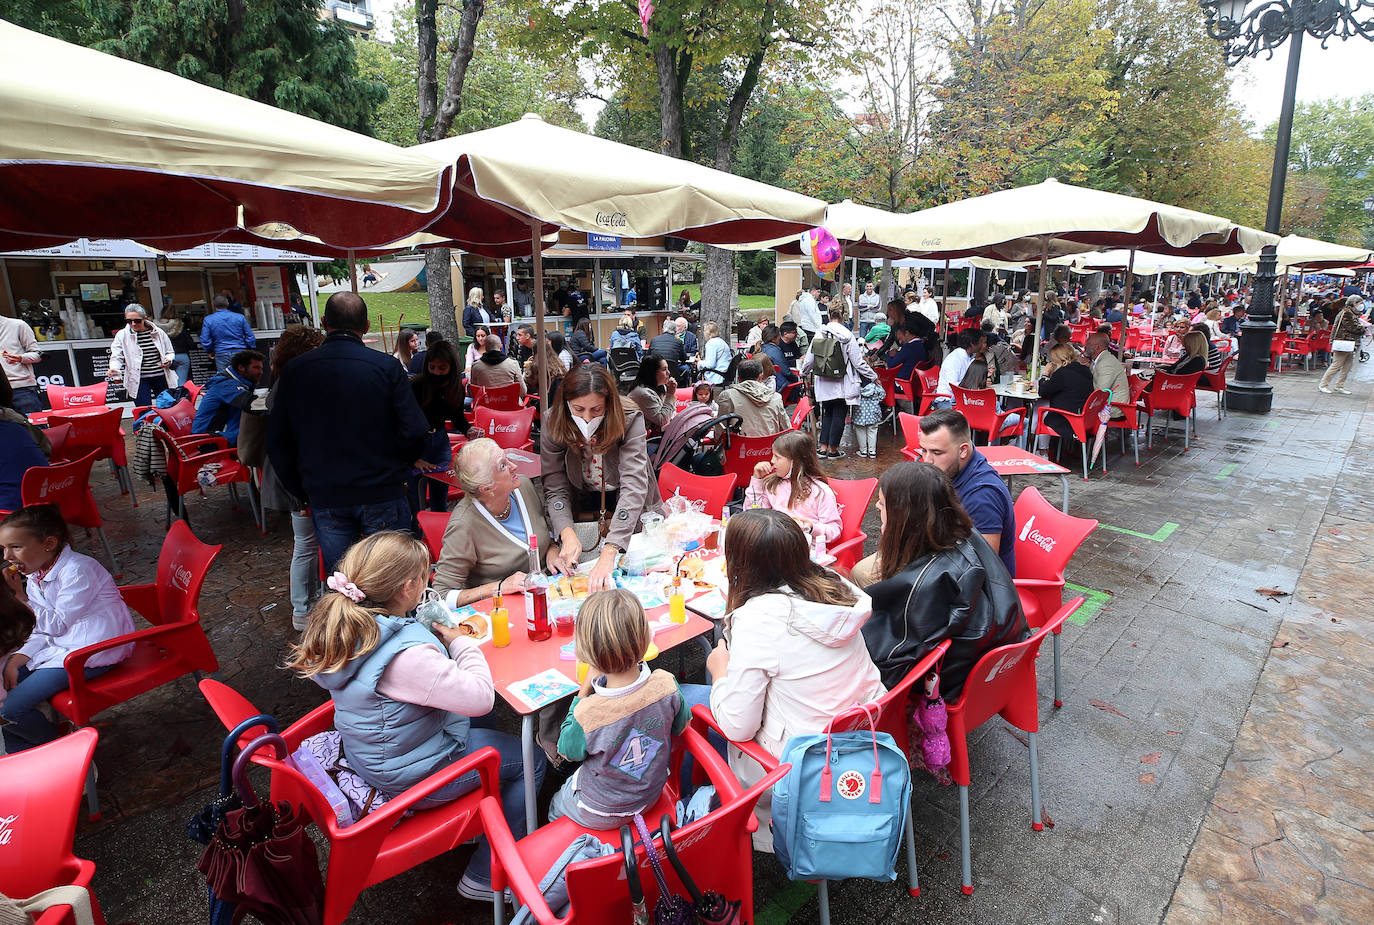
[654,406,742,476]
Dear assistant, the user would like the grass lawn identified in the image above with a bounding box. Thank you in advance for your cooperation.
[318,289,777,330]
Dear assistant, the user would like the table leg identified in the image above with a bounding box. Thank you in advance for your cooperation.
[1058,475,1069,514]
[521,713,537,834]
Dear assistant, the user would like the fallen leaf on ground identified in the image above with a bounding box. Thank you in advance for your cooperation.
[1004,727,1029,748]
[1139,773,1156,785]
[1039,809,1055,829]
[1255,587,1289,598]
[1271,639,1290,649]
[1166,730,1182,735]
[1140,752,1162,764]
[1090,699,1128,718]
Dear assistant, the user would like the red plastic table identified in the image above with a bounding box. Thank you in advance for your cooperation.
[465,590,713,832]
[979,446,1072,513]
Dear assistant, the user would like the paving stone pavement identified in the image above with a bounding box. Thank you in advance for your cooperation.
[32,356,1372,924]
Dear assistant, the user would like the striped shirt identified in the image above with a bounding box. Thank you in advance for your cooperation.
[135,328,161,375]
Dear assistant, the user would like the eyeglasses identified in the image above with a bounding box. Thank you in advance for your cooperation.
[126,318,146,326]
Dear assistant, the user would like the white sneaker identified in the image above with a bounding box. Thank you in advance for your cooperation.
[1319,385,1333,393]
[1336,387,1352,395]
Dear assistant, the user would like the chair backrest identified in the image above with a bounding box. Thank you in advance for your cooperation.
[951,385,1000,432]
[916,367,941,401]
[1012,486,1098,589]
[789,395,812,431]
[828,477,877,545]
[21,450,102,529]
[823,640,950,757]
[658,463,737,518]
[154,520,223,627]
[1080,389,1111,433]
[562,738,789,921]
[157,398,197,437]
[1145,372,1200,416]
[45,422,75,460]
[721,430,789,488]
[1126,373,1150,404]
[45,383,108,410]
[0,727,97,899]
[185,380,202,403]
[874,367,899,406]
[898,412,924,454]
[1200,354,1234,387]
[47,406,122,456]
[473,382,524,411]
[674,387,693,413]
[474,406,536,449]
[417,510,448,563]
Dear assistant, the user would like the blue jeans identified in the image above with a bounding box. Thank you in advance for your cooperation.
[171,353,192,387]
[10,385,43,415]
[311,497,411,572]
[213,354,233,375]
[677,683,728,792]
[416,718,546,888]
[1,662,112,752]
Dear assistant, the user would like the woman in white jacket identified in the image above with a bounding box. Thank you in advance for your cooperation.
[106,305,176,405]
[800,304,877,459]
[696,508,885,849]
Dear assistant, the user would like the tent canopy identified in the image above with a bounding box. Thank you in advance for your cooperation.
[1211,234,1373,272]
[414,114,827,245]
[0,21,552,256]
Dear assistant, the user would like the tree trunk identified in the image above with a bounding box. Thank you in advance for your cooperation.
[425,249,460,345]
[654,44,685,158]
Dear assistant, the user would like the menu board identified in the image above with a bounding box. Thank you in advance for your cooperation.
[32,348,76,390]
[72,345,113,385]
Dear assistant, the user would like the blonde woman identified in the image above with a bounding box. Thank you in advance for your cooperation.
[700,320,732,385]
[286,531,542,901]
[461,286,492,336]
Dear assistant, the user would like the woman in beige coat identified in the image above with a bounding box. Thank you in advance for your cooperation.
[432,438,553,604]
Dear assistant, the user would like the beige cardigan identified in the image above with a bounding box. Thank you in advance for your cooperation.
[432,477,552,595]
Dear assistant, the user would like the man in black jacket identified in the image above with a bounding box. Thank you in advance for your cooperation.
[649,324,692,384]
[268,292,428,570]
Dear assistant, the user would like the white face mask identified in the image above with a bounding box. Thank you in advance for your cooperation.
[571,411,603,441]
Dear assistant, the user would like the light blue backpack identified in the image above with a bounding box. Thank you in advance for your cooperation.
[770,707,912,882]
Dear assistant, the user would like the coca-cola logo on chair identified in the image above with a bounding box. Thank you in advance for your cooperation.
[69,394,95,405]
[170,563,193,592]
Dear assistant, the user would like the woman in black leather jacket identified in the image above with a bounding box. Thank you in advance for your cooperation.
[860,461,1027,699]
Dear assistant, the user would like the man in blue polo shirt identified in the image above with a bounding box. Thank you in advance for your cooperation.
[200,294,258,374]
[918,408,1016,577]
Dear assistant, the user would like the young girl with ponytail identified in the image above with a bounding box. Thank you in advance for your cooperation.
[285,530,543,903]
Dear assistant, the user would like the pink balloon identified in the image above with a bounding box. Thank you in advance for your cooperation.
[806,227,843,280]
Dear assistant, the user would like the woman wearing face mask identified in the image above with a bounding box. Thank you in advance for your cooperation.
[540,364,663,591]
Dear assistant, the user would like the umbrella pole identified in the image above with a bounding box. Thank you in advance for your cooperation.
[348,251,358,294]
[1118,249,1136,359]
[1029,236,1050,381]
[531,223,548,417]
[850,257,859,331]
[942,258,952,335]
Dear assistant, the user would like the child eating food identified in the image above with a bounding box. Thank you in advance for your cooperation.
[742,430,842,547]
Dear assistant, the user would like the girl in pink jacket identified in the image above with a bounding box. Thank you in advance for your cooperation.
[743,430,842,546]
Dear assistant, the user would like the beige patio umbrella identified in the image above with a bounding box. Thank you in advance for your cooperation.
[413,113,829,401]
[1211,234,1373,272]
[0,21,548,255]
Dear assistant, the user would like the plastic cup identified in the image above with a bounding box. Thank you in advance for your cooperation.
[550,598,578,637]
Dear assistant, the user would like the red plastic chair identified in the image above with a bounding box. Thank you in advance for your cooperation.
[779,379,804,407]
[471,382,526,411]
[953,385,1024,447]
[483,721,789,925]
[874,367,900,432]
[21,451,119,576]
[828,476,877,574]
[1102,374,1149,466]
[658,462,737,517]
[1274,334,1311,372]
[915,368,941,415]
[1142,372,1201,450]
[46,407,136,505]
[674,387,693,413]
[720,430,791,492]
[946,598,1082,894]
[198,679,502,925]
[1011,487,1098,707]
[1196,354,1233,419]
[417,510,447,563]
[154,429,258,528]
[898,412,924,461]
[692,642,951,911]
[1032,389,1110,480]
[45,422,75,462]
[0,728,107,925]
[788,394,813,432]
[474,406,536,450]
[45,383,109,411]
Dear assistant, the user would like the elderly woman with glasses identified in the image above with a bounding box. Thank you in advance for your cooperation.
[106,304,176,405]
[432,437,554,606]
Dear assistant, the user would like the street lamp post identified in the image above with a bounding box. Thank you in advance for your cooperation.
[1200,0,1374,412]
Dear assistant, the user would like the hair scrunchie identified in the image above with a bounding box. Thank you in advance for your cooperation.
[326,571,365,603]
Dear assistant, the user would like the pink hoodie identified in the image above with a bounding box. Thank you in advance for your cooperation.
[744,476,842,544]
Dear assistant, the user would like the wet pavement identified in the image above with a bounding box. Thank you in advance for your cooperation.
[26,356,1373,923]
